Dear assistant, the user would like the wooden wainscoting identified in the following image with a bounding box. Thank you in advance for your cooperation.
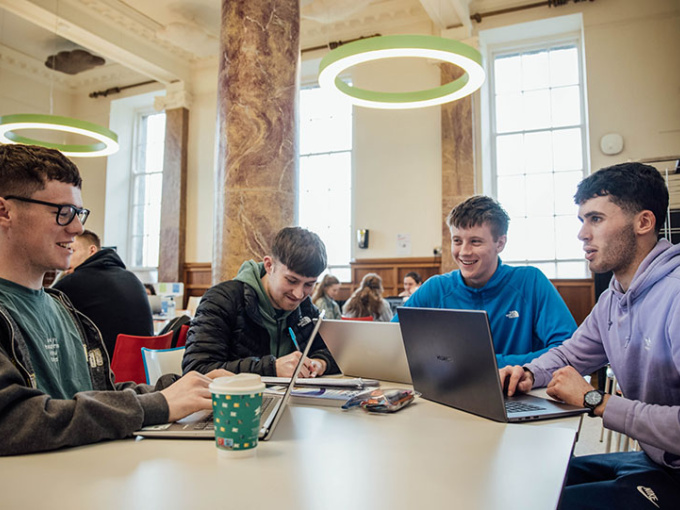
[550,278,595,326]
[182,262,212,308]
[181,260,595,326]
[349,256,442,297]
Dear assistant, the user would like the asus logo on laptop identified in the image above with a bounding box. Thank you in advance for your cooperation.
[436,355,453,363]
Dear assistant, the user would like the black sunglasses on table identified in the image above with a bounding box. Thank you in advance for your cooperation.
[3,196,90,226]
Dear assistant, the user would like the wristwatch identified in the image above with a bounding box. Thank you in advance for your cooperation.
[583,389,605,416]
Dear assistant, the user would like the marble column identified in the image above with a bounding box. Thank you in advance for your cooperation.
[440,63,476,273]
[156,83,191,284]
[214,0,300,283]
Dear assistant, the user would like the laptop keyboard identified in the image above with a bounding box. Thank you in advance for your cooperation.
[192,395,278,431]
[505,400,546,414]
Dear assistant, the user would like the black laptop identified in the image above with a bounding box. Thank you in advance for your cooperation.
[397,307,587,423]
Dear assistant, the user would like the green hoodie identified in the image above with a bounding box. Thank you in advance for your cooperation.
[233,260,295,357]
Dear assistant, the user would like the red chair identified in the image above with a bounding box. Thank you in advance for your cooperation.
[110,332,173,384]
[175,324,190,348]
[341,316,374,321]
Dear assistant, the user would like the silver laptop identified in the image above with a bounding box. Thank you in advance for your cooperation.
[319,320,412,384]
[135,311,325,440]
[397,307,587,423]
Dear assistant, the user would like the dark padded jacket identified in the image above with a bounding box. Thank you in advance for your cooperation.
[182,280,338,376]
[0,288,173,456]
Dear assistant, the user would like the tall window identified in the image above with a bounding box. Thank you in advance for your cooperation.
[129,111,165,268]
[298,86,352,281]
[490,38,588,278]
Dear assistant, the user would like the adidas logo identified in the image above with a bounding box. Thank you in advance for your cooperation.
[505,310,519,319]
[637,486,660,508]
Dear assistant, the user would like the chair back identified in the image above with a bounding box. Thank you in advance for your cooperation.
[110,331,173,384]
[142,346,186,385]
[176,324,190,348]
[341,316,374,321]
[159,314,191,347]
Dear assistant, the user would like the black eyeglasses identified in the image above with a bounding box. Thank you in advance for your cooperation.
[3,196,90,226]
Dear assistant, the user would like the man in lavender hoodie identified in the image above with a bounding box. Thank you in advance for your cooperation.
[501,162,680,509]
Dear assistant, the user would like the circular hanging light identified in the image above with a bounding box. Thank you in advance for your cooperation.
[318,35,485,110]
[0,114,119,157]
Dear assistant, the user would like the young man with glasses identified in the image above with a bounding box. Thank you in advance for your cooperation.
[0,144,230,455]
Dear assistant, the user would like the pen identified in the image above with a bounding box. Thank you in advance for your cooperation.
[288,327,301,351]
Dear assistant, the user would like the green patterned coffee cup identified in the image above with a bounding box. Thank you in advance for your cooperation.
[209,374,266,456]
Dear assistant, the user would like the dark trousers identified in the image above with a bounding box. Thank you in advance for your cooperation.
[559,451,680,510]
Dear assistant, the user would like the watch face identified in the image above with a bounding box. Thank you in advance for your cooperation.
[585,390,603,407]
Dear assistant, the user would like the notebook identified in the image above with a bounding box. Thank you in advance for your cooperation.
[319,319,412,384]
[134,311,325,440]
[397,307,587,423]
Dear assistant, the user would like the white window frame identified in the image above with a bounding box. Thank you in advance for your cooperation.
[486,32,590,278]
[128,109,165,270]
[297,84,353,282]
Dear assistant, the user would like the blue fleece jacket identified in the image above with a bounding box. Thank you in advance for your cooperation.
[393,260,577,367]
[527,239,680,468]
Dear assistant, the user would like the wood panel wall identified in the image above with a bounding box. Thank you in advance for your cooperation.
[181,261,595,325]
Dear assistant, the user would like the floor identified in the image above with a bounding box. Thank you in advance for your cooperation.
[574,415,608,456]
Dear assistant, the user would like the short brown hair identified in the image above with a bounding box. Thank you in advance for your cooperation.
[446,196,509,240]
[78,230,101,250]
[271,227,327,277]
[0,144,82,197]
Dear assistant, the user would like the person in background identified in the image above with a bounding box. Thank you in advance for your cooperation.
[398,271,423,298]
[342,273,393,321]
[144,283,156,296]
[394,195,576,367]
[312,274,342,320]
[182,227,338,378]
[501,162,680,509]
[0,144,230,456]
[53,229,153,358]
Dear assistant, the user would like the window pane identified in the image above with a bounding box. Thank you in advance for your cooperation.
[497,175,526,217]
[551,86,581,127]
[553,128,583,172]
[555,214,584,259]
[526,215,555,260]
[494,54,522,94]
[553,172,582,215]
[495,93,523,133]
[522,50,550,90]
[503,217,528,261]
[526,173,554,216]
[556,261,589,279]
[524,131,552,174]
[496,134,524,176]
[549,47,579,87]
[523,89,551,131]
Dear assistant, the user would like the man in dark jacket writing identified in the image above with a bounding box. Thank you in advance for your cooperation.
[182,227,338,377]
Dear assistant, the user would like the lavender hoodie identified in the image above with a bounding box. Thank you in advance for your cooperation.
[526,239,680,468]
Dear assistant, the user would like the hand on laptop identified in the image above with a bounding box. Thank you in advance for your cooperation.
[499,365,534,396]
[160,369,233,422]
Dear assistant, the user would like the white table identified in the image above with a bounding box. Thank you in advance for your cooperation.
[0,394,578,510]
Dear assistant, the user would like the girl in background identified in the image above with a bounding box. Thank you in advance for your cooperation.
[342,273,393,322]
[312,274,342,320]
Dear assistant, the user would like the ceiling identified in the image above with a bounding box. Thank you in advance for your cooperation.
[0,0,548,94]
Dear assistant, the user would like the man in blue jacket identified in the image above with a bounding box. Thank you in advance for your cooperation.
[394,195,576,367]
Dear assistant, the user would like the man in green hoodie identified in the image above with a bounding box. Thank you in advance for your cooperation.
[182,227,338,377]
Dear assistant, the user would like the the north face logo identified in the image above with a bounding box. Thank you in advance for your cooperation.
[506,310,519,319]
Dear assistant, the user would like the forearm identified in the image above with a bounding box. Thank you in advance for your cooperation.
[0,383,168,456]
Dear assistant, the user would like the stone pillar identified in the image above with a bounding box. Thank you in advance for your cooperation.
[440,62,476,274]
[214,0,300,284]
[155,83,191,284]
